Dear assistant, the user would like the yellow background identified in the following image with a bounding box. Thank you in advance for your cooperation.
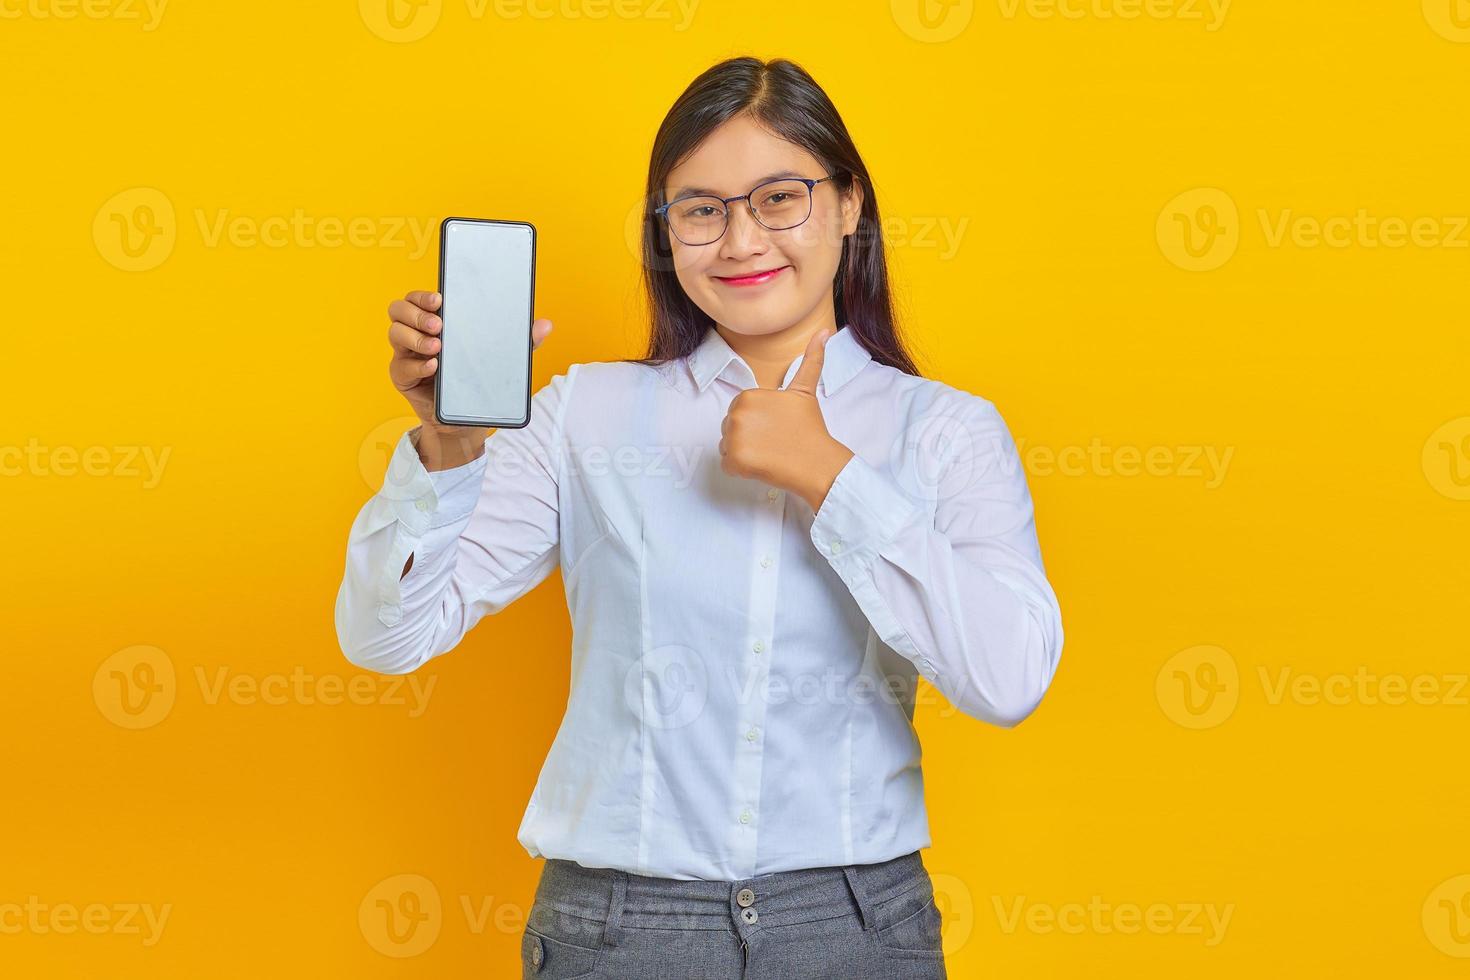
[3,0,1468,976]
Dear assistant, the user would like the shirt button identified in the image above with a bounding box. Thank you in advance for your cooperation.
[415,498,433,512]
[752,640,764,654]
[759,555,772,568]
[745,727,758,742]
[766,488,779,501]
[736,888,756,908]
[739,808,752,824]
[830,538,843,554]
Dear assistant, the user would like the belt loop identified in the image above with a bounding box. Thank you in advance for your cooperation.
[602,870,628,947]
[842,866,876,931]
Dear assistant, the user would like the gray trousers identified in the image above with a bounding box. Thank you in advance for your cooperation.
[520,850,947,979]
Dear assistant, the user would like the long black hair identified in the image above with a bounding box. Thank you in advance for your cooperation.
[627,56,922,378]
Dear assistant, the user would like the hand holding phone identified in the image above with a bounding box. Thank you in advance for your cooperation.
[385,284,551,472]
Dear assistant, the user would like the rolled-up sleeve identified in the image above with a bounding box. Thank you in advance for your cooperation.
[334,367,576,674]
[809,397,1064,727]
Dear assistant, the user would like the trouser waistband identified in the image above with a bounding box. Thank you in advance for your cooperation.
[529,850,931,948]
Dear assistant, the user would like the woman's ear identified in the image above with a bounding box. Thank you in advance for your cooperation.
[840,177,865,238]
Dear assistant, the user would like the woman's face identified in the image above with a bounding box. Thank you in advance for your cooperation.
[662,114,862,340]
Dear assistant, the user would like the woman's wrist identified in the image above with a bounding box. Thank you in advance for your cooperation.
[413,423,489,471]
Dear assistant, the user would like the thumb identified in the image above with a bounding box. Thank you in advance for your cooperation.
[784,327,832,395]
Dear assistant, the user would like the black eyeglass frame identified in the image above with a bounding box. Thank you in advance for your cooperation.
[653,173,841,245]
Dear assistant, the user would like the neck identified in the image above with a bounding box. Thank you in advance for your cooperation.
[717,309,840,389]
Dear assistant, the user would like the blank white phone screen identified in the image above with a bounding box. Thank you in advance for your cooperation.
[440,220,534,424]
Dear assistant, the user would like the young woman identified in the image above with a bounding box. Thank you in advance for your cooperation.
[337,56,1063,979]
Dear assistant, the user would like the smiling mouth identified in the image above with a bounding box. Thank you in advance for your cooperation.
[713,266,789,287]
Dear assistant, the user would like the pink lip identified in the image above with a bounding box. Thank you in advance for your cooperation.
[714,265,789,287]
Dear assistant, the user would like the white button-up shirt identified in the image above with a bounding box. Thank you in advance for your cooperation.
[335,323,1063,880]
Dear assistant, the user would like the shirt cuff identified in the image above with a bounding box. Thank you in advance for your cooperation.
[371,427,488,626]
[377,426,488,534]
[809,453,923,573]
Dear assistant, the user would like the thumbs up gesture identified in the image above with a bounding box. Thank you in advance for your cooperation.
[718,326,856,512]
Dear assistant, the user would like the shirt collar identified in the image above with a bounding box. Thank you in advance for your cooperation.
[686,323,873,397]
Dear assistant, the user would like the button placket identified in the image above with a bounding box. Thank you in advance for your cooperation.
[730,483,784,875]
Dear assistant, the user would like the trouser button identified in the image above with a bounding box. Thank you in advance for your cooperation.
[740,907,758,924]
[736,888,756,908]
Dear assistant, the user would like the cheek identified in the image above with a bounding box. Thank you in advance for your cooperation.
[671,243,713,296]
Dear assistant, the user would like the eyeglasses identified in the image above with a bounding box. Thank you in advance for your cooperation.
[654,174,840,246]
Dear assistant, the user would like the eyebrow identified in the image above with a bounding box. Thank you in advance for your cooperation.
[669,169,808,199]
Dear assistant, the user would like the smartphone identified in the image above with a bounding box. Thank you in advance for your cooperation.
[433,217,536,428]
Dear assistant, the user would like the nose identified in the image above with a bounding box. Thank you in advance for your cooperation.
[719,200,769,258]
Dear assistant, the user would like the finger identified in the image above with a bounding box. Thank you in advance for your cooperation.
[405,290,441,312]
[389,320,441,357]
[784,326,832,394]
[389,352,437,389]
[388,298,442,335]
[530,318,554,350]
